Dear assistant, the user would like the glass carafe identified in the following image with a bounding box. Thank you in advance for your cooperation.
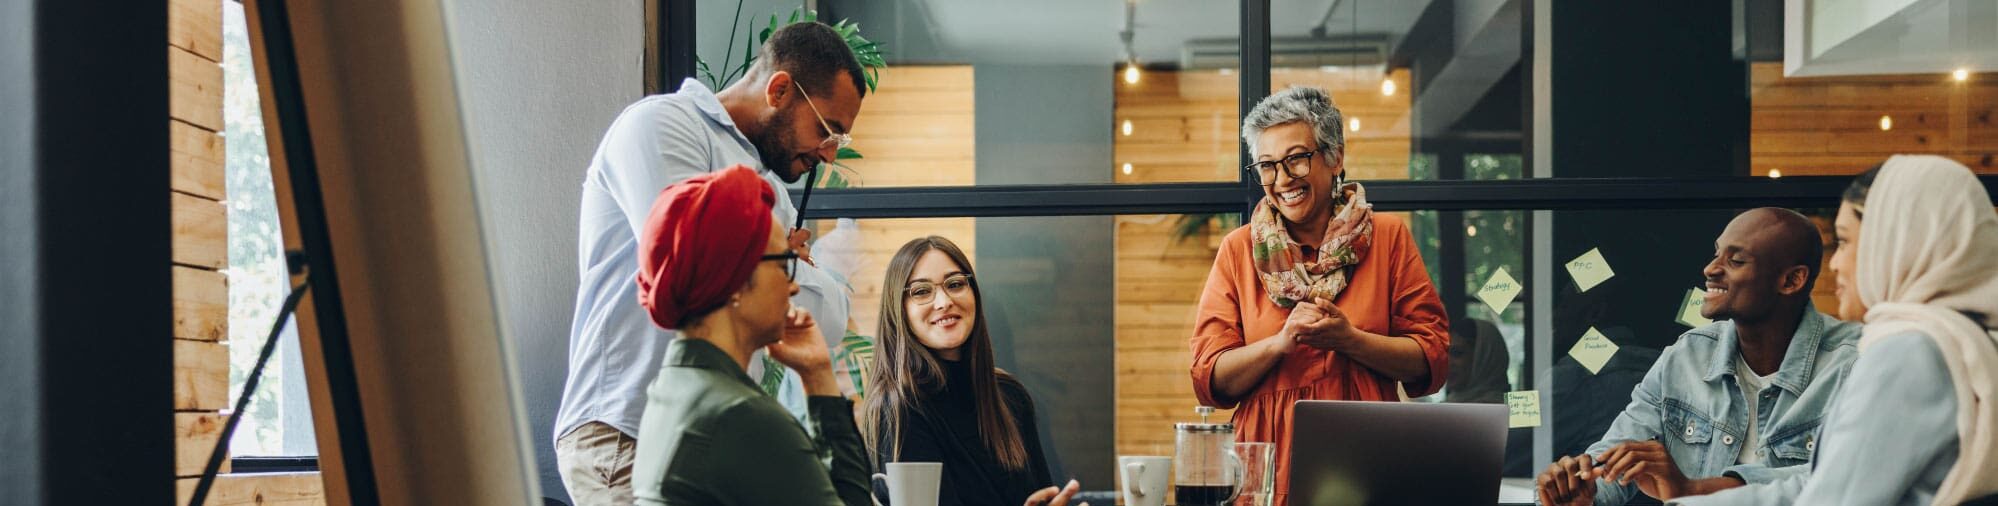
[1174,406,1242,506]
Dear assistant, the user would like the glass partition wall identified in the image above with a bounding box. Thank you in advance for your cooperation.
[674,0,1998,490]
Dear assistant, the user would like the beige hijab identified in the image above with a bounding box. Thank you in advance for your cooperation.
[1855,155,1998,505]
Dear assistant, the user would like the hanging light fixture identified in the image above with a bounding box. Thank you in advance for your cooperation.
[1120,0,1140,85]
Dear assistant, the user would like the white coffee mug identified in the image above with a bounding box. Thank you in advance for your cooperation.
[1118,455,1172,506]
[872,461,942,506]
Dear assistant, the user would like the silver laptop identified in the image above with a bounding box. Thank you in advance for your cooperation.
[1287,400,1509,505]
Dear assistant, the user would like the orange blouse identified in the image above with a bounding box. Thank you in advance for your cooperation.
[1188,213,1450,506]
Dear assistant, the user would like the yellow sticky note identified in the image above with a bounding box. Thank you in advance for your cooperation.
[1568,327,1619,374]
[1565,248,1616,292]
[1677,288,1715,328]
[1506,391,1542,428]
[1476,267,1523,317]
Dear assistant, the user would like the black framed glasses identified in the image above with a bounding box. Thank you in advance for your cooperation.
[1243,149,1326,186]
[761,252,800,281]
[905,274,974,305]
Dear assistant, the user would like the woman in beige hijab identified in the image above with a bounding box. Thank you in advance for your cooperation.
[1674,155,1998,506]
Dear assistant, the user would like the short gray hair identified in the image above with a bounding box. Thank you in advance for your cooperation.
[1241,86,1345,159]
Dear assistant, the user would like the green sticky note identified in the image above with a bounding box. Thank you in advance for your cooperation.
[1565,248,1616,292]
[1476,267,1523,317]
[1677,287,1715,328]
[1506,391,1542,428]
[1568,327,1619,374]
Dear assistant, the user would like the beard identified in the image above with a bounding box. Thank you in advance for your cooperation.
[753,107,817,184]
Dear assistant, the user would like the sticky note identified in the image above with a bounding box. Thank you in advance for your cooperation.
[1565,248,1616,292]
[1506,391,1542,428]
[1677,288,1715,328]
[1476,267,1523,317]
[1568,327,1619,374]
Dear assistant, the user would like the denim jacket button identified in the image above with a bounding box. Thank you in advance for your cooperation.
[1806,439,1816,452]
[1722,434,1735,445]
[1685,423,1696,437]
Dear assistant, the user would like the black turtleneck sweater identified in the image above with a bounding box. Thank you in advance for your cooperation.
[871,358,1055,506]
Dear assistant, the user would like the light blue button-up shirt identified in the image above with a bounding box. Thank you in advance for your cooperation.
[554,79,850,442]
[1573,308,1861,506]
[1671,330,1957,506]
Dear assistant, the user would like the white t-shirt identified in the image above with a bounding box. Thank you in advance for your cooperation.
[1734,354,1778,465]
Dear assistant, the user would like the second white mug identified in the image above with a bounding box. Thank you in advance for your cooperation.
[1118,455,1172,506]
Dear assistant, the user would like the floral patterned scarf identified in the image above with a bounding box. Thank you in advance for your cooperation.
[1250,182,1374,308]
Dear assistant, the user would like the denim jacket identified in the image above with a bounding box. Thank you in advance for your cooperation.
[1582,308,1861,506]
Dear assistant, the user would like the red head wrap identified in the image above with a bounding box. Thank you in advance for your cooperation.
[635,165,776,329]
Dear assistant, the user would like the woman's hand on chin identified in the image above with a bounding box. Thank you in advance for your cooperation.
[767,307,829,373]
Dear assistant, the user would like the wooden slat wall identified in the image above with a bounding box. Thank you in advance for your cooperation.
[819,66,977,336]
[177,412,231,476]
[1110,68,1413,459]
[1749,62,1998,314]
[169,0,325,500]
[171,0,231,482]
[1112,215,1233,457]
[1112,68,1412,184]
[839,66,977,187]
[1750,62,1998,177]
[173,191,228,269]
[177,472,327,506]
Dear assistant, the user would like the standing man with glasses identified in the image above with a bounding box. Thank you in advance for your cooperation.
[554,21,867,506]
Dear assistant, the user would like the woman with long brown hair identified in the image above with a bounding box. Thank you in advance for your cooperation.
[859,236,1083,506]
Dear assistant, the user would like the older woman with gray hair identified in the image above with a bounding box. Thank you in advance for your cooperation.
[1188,86,1451,506]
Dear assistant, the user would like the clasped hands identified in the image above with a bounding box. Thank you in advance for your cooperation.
[1279,296,1361,352]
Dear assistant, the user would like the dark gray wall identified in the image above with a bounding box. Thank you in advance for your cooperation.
[974,65,1117,489]
[446,1,642,502]
[2,1,172,503]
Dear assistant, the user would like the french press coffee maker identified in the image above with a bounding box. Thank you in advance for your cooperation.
[1173,406,1242,506]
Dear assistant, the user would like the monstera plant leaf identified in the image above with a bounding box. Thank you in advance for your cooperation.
[830,331,876,399]
[703,7,882,94]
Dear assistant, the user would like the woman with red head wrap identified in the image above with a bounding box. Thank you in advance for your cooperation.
[626,166,869,505]
[624,166,1088,506]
